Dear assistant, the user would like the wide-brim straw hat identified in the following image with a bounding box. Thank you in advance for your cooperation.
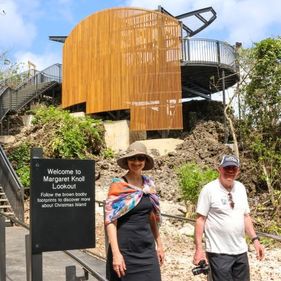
[117,142,154,170]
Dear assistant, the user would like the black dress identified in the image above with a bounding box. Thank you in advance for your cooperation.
[106,194,161,281]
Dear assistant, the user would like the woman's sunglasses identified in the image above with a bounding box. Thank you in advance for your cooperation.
[127,155,146,162]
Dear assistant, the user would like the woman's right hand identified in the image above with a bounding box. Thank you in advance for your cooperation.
[113,252,127,277]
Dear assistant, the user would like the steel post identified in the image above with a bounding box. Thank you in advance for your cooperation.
[26,234,43,281]
[66,265,88,281]
[222,70,228,143]
[0,215,6,281]
[25,234,31,281]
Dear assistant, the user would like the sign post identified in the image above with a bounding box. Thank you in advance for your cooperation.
[30,156,95,280]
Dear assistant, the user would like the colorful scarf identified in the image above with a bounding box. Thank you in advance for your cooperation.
[105,176,161,225]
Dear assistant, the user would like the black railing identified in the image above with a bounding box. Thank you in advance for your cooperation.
[0,208,108,281]
[182,38,238,71]
[0,145,24,221]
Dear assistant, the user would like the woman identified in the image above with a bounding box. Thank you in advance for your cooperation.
[105,142,164,281]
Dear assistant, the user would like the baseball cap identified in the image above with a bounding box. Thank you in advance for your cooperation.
[219,155,240,168]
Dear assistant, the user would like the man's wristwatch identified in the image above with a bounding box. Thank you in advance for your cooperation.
[251,236,260,243]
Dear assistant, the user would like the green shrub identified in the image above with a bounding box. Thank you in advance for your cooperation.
[8,142,31,188]
[7,106,105,188]
[101,147,116,159]
[31,105,105,158]
[177,163,218,205]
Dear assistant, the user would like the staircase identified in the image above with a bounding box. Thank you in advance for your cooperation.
[10,81,58,111]
[0,63,62,122]
[0,145,24,222]
[0,185,14,224]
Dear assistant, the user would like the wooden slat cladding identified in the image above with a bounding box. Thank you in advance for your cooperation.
[62,7,183,131]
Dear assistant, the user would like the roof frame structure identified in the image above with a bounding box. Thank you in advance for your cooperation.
[158,6,217,37]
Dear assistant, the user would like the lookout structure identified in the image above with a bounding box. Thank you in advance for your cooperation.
[51,6,239,132]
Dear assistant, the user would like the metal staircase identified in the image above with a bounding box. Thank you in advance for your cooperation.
[0,185,14,224]
[0,63,62,122]
[0,145,24,222]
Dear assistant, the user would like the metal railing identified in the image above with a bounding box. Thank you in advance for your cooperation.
[11,63,62,90]
[0,70,36,90]
[182,38,238,71]
[0,210,108,281]
[0,145,24,222]
[160,212,281,242]
[0,63,62,122]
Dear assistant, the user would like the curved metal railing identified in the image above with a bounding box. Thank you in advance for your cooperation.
[182,38,238,71]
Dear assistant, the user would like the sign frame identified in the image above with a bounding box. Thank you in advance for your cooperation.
[30,158,95,254]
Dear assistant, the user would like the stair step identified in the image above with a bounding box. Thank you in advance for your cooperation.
[0,205,11,209]
[0,192,5,196]
[3,212,14,216]
[0,198,8,202]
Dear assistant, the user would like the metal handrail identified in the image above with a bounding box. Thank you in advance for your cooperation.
[14,63,62,89]
[0,145,24,221]
[0,70,33,89]
[97,200,281,242]
[64,250,108,281]
[182,38,238,71]
[0,86,9,96]
[0,211,108,281]
[0,63,62,122]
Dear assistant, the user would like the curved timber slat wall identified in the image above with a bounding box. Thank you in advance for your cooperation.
[62,7,183,131]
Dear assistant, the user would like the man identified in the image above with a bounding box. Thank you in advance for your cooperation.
[193,155,265,281]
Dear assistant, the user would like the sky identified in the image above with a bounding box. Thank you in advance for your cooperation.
[0,0,280,71]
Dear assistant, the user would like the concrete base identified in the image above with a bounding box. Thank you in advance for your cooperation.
[103,120,130,152]
[22,115,33,127]
[138,139,184,156]
[70,112,86,118]
[103,120,184,156]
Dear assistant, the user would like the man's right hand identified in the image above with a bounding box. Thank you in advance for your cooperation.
[193,249,207,265]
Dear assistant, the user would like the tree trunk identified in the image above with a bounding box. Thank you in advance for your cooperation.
[261,163,276,207]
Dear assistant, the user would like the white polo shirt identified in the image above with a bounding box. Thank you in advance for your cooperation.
[196,179,250,254]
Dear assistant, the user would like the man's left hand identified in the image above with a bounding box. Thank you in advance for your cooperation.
[253,240,265,260]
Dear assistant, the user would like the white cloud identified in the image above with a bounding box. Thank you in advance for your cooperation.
[125,0,281,46]
[14,51,61,71]
[0,0,37,50]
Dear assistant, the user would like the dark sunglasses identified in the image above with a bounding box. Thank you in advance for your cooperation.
[228,192,235,209]
[223,166,238,171]
[127,155,146,162]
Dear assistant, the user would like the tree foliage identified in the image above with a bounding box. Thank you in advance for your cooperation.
[0,51,26,88]
[177,162,218,207]
[239,37,281,212]
[7,106,105,187]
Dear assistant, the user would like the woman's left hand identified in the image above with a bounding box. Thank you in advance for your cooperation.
[157,245,165,266]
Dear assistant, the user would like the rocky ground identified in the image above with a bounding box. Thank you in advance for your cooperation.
[90,120,281,281]
[91,196,281,281]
